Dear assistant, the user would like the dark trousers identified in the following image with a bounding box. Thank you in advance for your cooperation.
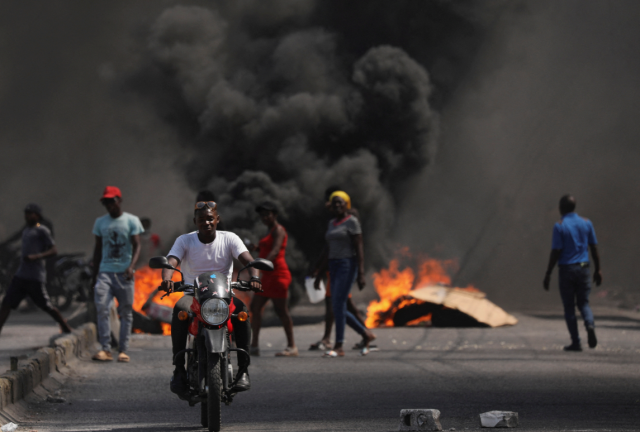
[2,276,54,312]
[558,263,595,344]
[171,295,251,368]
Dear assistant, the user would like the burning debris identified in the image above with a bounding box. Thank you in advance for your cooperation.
[366,251,517,328]
[132,266,182,335]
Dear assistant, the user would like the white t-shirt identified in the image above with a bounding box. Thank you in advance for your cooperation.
[167,231,248,286]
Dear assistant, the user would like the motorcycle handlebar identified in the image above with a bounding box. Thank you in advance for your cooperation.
[231,281,254,291]
[159,281,260,298]
[158,281,194,299]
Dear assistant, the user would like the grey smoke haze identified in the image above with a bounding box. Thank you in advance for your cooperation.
[3,1,638,312]
[126,0,487,288]
[398,0,640,310]
[0,1,198,252]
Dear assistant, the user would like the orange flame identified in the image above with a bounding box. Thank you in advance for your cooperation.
[406,313,432,327]
[133,266,183,335]
[365,249,477,328]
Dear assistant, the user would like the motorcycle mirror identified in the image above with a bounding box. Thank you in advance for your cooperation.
[248,258,274,272]
[148,256,176,270]
[235,258,274,282]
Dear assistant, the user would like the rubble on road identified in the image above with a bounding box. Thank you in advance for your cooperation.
[479,411,519,428]
[405,286,518,328]
[399,409,442,431]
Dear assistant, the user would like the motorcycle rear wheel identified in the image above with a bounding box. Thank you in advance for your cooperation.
[207,351,222,432]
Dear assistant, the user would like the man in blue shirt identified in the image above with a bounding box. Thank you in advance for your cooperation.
[543,195,602,351]
[91,186,144,363]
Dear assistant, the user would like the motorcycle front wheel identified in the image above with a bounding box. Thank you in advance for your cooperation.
[207,351,222,432]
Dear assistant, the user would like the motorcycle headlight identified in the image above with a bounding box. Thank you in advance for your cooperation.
[200,298,229,326]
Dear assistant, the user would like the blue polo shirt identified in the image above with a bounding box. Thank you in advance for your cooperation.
[551,212,597,265]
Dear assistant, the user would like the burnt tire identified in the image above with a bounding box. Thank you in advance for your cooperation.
[207,352,222,432]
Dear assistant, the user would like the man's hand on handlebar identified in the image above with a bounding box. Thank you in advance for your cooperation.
[160,279,174,293]
[249,276,263,292]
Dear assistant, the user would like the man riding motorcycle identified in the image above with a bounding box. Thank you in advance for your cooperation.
[160,201,261,395]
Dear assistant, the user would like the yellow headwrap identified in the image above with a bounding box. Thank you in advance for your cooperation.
[328,191,351,209]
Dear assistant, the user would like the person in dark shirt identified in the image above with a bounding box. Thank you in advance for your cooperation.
[1,204,56,312]
[0,204,72,335]
[543,195,601,351]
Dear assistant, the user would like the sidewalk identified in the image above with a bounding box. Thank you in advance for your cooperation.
[0,304,84,371]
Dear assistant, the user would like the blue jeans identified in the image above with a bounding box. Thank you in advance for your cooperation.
[558,263,595,344]
[328,258,368,344]
[95,272,134,352]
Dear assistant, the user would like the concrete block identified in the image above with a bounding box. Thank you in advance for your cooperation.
[399,409,442,431]
[31,355,46,383]
[36,348,56,376]
[2,372,22,403]
[0,377,12,409]
[480,411,518,428]
[51,335,77,360]
[22,363,35,395]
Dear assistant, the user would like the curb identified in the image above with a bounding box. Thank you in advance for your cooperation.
[0,322,97,411]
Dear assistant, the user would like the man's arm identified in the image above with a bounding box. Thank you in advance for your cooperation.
[26,245,57,261]
[125,234,141,280]
[91,236,102,288]
[238,251,262,291]
[160,256,181,292]
[589,244,602,286]
[543,249,561,291]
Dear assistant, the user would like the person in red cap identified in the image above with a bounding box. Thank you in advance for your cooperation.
[91,186,144,363]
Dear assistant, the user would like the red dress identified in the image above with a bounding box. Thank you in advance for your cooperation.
[255,226,292,299]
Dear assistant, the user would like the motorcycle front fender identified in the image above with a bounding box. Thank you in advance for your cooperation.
[203,327,227,353]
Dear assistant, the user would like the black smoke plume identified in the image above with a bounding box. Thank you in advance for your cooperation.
[125,0,491,295]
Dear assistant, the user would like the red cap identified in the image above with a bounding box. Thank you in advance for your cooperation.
[101,186,122,200]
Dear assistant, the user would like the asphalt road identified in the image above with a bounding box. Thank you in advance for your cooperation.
[14,306,640,432]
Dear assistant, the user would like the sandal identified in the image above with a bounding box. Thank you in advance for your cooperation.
[309,340,331,351]
[352,342,379,350]
[322,350,344,358]
[275,346,299,357]
[353,333,378,350]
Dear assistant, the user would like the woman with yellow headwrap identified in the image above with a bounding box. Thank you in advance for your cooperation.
[313,191,376,357]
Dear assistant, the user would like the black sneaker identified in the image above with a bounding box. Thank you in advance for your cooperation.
[170,366,188,395]
[232,370,251,392]
[587,326,597,348]
[563,343,582,352]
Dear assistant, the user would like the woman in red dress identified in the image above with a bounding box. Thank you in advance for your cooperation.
[249,201,297,357]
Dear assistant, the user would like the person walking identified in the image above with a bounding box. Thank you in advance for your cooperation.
[91,186,144,362]
[0,204,72,335]
[309,187,371,352]
[249,201,297,357]
[543,194,601,351]
[1,205,56,313]
[314,191,375,357]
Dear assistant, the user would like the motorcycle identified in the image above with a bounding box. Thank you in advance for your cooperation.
[47,253,93,311]
[148,256,273,432]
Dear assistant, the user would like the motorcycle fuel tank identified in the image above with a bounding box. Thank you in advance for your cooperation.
[194,271,230,303]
